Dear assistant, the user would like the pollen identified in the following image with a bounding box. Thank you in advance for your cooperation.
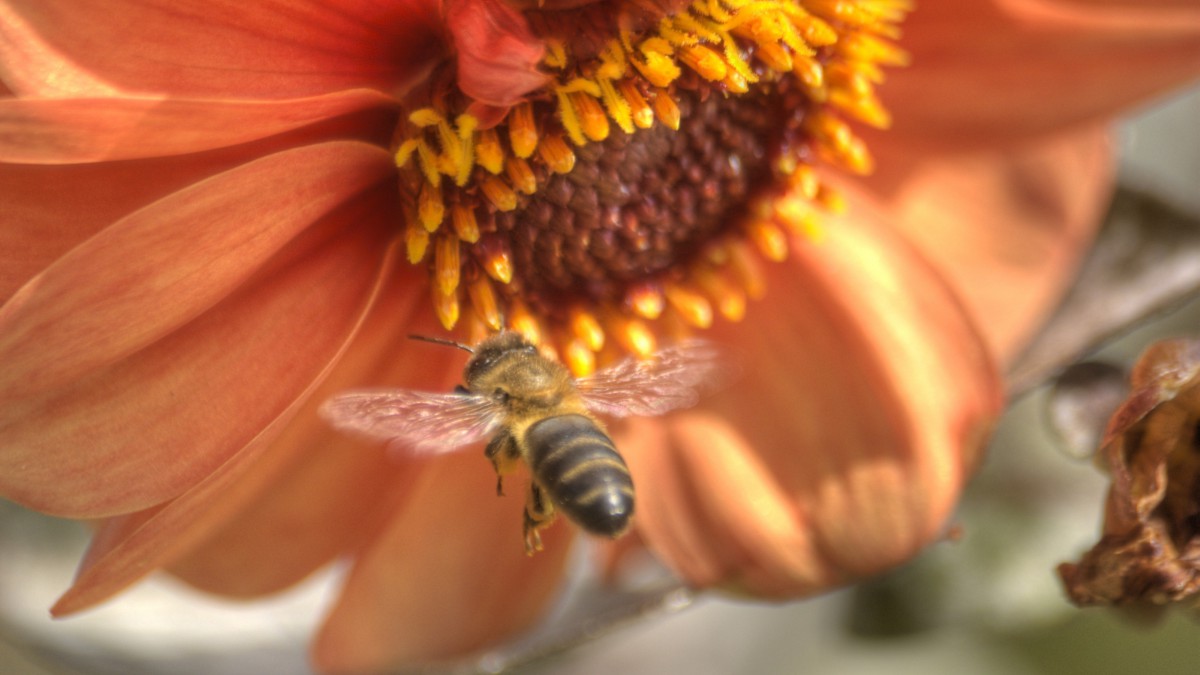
[391,0,910,373]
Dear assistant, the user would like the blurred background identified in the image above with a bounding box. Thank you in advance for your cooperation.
[2,85,1199,675]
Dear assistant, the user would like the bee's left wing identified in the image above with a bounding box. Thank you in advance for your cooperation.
[320,389,502,455]
[578,340,724,418]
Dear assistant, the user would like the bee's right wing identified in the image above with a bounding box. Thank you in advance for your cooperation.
[319,389,502,456]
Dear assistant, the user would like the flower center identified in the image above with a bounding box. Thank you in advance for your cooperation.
[393,0,910,373]
[497,85,782,318]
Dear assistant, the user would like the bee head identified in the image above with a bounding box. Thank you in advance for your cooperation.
[463,332,539,386]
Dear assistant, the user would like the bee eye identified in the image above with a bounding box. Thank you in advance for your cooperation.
[494,388,510,403]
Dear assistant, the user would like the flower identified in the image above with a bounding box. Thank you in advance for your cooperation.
[1,0,1198,672]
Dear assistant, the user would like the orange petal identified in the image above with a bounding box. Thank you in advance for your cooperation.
[0,90,397,164]
[887,0,1200,148]
[862,123,1114,363]
[0,142,395,518]
[164,279,467,599]
[50,239,411,617]
[0,0,445,98]
[618,205,1003,597]
[445,0,548,108]
[312,451,573,672]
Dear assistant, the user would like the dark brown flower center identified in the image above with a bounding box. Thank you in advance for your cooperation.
[494,86,787,319]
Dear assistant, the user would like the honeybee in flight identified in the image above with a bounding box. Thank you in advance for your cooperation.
[320,332,720,553]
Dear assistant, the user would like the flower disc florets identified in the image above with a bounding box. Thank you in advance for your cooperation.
[394,0,910,373]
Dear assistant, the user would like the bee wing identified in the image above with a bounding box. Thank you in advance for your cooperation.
[319,389,502,456]
[578,340,723,418]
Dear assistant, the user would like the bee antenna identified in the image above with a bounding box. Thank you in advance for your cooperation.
[407,334,475,354]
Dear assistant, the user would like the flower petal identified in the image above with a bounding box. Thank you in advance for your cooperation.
[163,285,465,599]
[619,204,1003,596]
[0,0,445,98]
[889,0,1200,147]
[0,90,396,164]
[445,0,548,108]
[49,252,417,614]
[862,123,1115,363]
[312,451,573,672]
[0,142,396,517]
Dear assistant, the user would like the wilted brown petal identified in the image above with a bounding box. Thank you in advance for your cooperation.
[1060,338,1200,605]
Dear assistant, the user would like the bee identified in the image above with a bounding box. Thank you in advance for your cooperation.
[320,332,719,553]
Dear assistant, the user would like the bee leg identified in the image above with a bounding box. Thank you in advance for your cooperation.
[523,482,556,555]
[485,430,520,496]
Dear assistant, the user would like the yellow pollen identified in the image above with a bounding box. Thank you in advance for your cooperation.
[418,182,444,232]
[432,284,459,330]
[435,235,461,295]
[506,157,538,195]
[563,337,596,377]
[626,280,666,320]
[570,91,611,142]
[652,92,681,131]
[508,298,542,343]
[610,315,657,358]
[695,266,746,321]
[749,220,789,262]
[406,222,429,264]
[679,44,728,81]
[509,102,539,159]
[480,176,518,211]
[727,239,767,300]
[468,277,503,331]
[537,133,576,174]
[479,238,514,284]
[618,80,655,129]
[664,282,714,329]
[450,204,480,243]
[569,307,606,351]
[476,128,504,174]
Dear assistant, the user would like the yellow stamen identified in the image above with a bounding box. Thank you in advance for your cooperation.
[679,44,727,81]
[618,79,655,129]
[477,237,514,284]
[451,204,480,244]
[664,282,714,329]
[509,102,539,159]
[727,239,767,300]
[508,298,542,343]
[432,284,459,330]
[481,176,519,211]
[609,314,657,358]
[538,132,576,174]
[476,128,505,174]
[406,222,429,264]
[695,266,746,321]
[748,220,789,262]
[633,41,682,88]
[468,276,503,331]
[597,77,635,135]
[418,182,444,232]
[563,337,596,377]
[435,235,461,295]
[652,92,681,131]
[506,157,537,195]
[464,306,490,346]
[626,280,665,319]
[754,41,794,73]
[570,91,611,142]
[569,307,606,351]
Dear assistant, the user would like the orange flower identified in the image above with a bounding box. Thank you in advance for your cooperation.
[0,0,1197,671]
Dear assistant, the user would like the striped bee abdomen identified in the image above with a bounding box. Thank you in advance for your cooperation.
[524,414,635,537]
